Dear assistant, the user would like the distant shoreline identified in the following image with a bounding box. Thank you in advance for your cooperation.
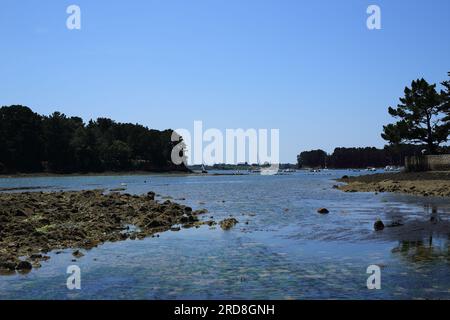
[0,170,193,179]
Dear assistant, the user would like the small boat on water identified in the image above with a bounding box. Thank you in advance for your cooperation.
[201,164,208,174]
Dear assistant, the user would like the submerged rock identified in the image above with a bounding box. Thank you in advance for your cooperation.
[16,260,32,271]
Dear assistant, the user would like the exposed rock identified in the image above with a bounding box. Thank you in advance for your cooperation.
[0,260,17,271]
[317,208,329,214]
[72,250,84,258]
[219,218,239,230]
[110,188,126,192]
[374,220,385,231]
[0,190,208,272]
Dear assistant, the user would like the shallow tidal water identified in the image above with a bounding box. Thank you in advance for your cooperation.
[1,170,450,299]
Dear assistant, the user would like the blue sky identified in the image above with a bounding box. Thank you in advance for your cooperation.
[1,0,449,162]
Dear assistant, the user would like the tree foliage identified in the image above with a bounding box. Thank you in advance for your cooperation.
[382,75,450,154]
[297,150,327,168]
[296,145,430,169]
[0,105,188,174]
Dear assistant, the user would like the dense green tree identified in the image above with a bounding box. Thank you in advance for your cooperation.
[440,72,450,125]
[103,140,132,170]
[382,77,449,154]
[70,126,103,172]
[43,112,83,173]
[297,145,425,169]
[0,105,189,174]
[0,105,43,172]
[297,149,327,168]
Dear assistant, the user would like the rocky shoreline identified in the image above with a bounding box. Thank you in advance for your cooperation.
[337,171,450,197]
[0,190,215,274]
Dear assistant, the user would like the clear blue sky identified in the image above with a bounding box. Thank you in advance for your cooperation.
[1,0,449,162]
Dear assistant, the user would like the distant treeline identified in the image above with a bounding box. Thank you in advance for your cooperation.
[296,145,450,169]
[0,105,188,174]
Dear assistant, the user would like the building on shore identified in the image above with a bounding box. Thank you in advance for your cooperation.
[405,154,450,172]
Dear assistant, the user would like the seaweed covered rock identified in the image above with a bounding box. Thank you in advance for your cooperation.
[219,218,239,230]
[0,190,208,268]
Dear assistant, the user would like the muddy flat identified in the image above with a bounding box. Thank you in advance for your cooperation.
[337,171,450,197]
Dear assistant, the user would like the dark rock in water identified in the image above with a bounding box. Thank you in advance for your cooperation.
[16,260,32,270]
[72,250,84,258]
[374,220,385,231]
[317,208,329,214]
[170,227,181,232]
[341,175,349,179]
[219,218,239,230]
[147,192,155,200]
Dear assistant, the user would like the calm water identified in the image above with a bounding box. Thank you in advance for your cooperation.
[1,170,450,299]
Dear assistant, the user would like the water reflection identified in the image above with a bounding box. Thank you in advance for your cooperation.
[391,237,450,263]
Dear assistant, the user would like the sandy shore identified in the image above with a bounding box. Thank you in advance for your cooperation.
[0,190,214,274]
[337,171,450,197]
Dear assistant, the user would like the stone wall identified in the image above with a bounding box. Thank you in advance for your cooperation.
[405,154,450,171]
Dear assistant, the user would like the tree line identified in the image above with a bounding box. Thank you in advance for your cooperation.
[296,145,437,169]
[0,105,188,174]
